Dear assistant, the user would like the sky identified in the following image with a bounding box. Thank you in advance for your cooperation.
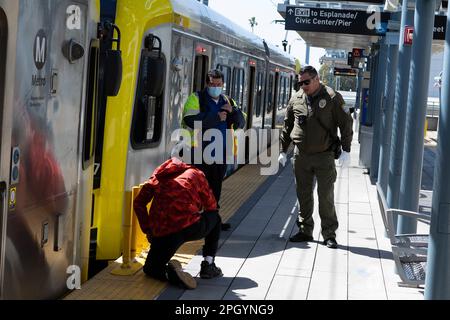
[207,0,325,70]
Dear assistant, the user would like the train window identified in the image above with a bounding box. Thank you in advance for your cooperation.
[193,55,209,92]
[217,64,231,95]
[82,40,99,170]
[238,69,244,109]
[267,73,274,114]
[255,72,263,117]
[289,75,293,100]
[284,76,289,107]
[274,73,280,113]
[232,67,244,108]
[278,77,284,110]
[285,77,289,106]
[131,50,166,149]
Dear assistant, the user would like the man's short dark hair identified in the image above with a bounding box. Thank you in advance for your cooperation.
[300,66,318,78]
[206,69,224,84]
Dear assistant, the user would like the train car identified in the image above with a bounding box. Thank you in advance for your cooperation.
[89,0,296,273]
[263,41,295,131]
[0,0,121,299]
[0,0,295,299]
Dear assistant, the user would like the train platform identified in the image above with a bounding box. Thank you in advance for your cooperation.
[64,129,435,300]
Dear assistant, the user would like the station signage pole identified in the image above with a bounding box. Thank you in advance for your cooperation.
[398,0,436,233]
[386,0,414,217]
[425,3,450,300]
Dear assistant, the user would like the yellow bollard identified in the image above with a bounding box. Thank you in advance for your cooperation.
[131,185,150,259]
[110,186,144,275]
[424,118,428,138]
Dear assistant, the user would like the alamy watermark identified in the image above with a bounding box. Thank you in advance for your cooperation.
[66,265,81,290]
[366,5,381,31]
[171,121,281,176]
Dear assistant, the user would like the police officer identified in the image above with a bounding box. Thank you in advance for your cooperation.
[278,66,353,249]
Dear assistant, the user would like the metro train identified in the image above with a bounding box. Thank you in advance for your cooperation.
[0,0,296,299]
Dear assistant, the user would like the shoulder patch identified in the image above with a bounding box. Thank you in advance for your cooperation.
[325,86,336,98]
[341,103,350,114]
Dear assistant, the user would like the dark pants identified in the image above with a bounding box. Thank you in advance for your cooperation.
[143,211,222,280]
[195,163,227,205]
[292,148,338,240]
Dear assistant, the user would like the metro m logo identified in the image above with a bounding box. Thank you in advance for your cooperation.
[33,29,47,70]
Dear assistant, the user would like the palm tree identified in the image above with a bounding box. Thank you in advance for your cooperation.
[248,17,258,33]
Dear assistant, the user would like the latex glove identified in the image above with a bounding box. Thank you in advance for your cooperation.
[278,152,287,167]
[338,151,351,167]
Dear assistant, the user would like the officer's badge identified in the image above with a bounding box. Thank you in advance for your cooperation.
[319,99,326,108]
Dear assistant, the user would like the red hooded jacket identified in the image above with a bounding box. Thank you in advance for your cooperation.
[133,158,218,237]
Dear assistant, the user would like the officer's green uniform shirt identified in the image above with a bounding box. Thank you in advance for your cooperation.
[280,84,353,154]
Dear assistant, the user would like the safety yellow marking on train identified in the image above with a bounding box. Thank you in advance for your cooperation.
[92,0,192,260]
[173,13,190,28]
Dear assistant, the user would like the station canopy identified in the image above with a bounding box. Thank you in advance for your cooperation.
[277,0,447,52]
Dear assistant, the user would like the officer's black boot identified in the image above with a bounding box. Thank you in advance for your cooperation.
[221,223,231,231]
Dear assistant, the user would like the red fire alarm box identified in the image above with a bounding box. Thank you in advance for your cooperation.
[404,26,413,45]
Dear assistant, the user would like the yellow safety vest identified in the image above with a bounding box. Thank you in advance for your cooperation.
[181,92,243,158]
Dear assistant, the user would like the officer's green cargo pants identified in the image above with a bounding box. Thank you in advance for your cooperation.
[292,147,338,240]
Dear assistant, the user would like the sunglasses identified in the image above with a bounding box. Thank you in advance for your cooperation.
[299,76,316,86]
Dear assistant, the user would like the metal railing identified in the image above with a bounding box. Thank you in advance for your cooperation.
[426,97,440,118]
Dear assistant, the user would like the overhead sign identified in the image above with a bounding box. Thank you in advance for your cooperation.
[433,15,446,40]
[294,0,385,4]
[285,6,390,36]
[285,7,446,39]
[334,68,358,77]
[347,0,384,2]
[400,15,446,41]
[352,48,364,57]
[351,48,365,68]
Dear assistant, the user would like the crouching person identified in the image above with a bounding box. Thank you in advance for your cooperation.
[133,157,224,289]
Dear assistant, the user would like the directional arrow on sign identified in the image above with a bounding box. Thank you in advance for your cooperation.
[288,8,293,15]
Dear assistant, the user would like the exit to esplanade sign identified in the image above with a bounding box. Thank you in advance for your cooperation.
[285,6,390,36]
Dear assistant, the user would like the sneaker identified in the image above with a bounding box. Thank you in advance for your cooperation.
[289,232,314,242]
[167,260,197,289]
[200,261,223,279]
[323,238,338,249]
[221,223,231,231]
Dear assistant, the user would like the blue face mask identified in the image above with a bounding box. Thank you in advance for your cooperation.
[207,86,222,98]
